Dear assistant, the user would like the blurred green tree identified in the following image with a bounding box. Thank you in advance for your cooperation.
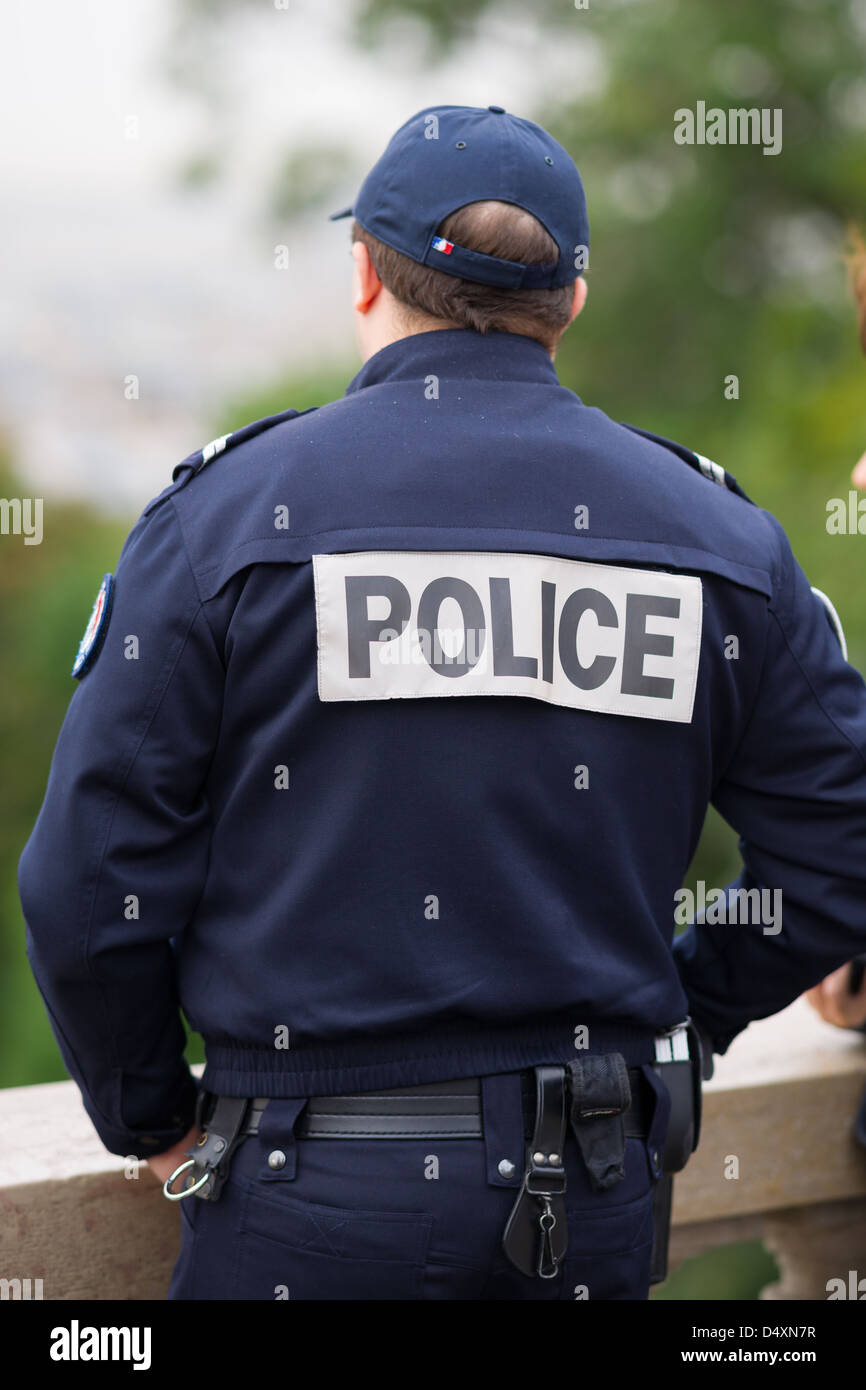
[0,452,128,1087]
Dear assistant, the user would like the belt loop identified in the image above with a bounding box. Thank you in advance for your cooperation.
[257,1097,308,1182]
[481,1073,525,1188]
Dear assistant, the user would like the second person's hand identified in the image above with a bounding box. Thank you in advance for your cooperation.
[805,962,866,1030]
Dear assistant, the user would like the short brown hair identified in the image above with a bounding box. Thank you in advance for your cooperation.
[352,200,577,352]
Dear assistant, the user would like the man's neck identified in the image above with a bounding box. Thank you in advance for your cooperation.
[359,315,458,364]
[361,322,557,363]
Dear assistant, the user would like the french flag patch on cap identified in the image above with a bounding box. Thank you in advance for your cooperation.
[431,236,454,254]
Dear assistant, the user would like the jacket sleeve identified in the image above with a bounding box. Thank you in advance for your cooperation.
[673,512,866,1054]
[18,496,224,1156]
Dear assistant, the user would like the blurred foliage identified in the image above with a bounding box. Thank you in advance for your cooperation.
[212,365,357,434]
[268,148,356,222]
[0,449,128,1088]
[2,0,865,1301]
[164,0,352,210]
[653,1240,779,1300]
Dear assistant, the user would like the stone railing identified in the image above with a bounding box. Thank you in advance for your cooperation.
[668,996,866,1298]
[1,996,864,1300]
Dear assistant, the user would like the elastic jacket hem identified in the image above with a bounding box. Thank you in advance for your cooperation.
[200,1017,659,1097]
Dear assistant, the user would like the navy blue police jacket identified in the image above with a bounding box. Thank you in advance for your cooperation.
[18,328,866,1157]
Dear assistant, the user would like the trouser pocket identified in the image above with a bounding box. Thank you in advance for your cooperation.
[231,1178,434,1300]
[561,1132,657,1300]
[562,1179,656,1300]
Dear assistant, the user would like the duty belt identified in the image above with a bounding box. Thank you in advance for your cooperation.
[235,1068,652,1142]
[164,1058,656,1281]
[165,1023,703,1286]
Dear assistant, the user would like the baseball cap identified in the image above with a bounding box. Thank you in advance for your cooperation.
[330,104,589,290]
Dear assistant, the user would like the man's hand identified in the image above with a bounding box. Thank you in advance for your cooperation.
[805,963,866,1030]
[146,1124,203,1187]
[853,452,866,490]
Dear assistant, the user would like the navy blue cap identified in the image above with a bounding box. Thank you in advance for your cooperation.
[330,104,589,290]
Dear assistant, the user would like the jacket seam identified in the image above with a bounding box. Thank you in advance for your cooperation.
[709,596,772,795]
[190,527,773,581]
[170,495,224,651]
[710,511,788,793]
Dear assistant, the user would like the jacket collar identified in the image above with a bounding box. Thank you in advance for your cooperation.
[344,328,563,395]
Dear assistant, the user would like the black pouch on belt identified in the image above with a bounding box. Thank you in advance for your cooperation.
[566,1053,631,1193]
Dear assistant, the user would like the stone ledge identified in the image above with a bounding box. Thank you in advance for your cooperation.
[673,996,866,1226]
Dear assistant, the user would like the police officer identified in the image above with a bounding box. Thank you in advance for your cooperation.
[19,104,866,1301]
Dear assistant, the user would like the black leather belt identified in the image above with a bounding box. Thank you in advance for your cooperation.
[221,1066,651,1141]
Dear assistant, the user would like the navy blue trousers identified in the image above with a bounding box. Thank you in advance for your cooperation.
[168,1068,666,1301]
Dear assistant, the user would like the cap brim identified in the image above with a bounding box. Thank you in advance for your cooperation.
[329,206,354,221]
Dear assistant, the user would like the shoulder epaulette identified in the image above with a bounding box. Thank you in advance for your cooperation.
[143,406,317,516]
[621,422,753,502]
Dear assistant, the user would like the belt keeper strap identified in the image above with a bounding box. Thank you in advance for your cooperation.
[501,1065,569,1279]
[186,1094,250,1202]
[567,1053,631,1192]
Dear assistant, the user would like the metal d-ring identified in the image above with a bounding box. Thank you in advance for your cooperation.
[163,1157,210,1202]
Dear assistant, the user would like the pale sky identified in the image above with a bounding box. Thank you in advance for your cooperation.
[0,0,599,511]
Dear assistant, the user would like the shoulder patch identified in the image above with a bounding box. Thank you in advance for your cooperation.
[693,452,726,486]
[200,433,231,466]
[621,423,753,501]
[71,573,114,679]
[180,406,317,482]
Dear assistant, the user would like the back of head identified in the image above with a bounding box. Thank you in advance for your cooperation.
[352,200,577,354]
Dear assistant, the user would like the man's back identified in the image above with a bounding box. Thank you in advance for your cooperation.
[26,326,863,1104]
[184,328,768,1079]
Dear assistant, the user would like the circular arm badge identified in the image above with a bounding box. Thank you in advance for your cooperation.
[71,573,114,679]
